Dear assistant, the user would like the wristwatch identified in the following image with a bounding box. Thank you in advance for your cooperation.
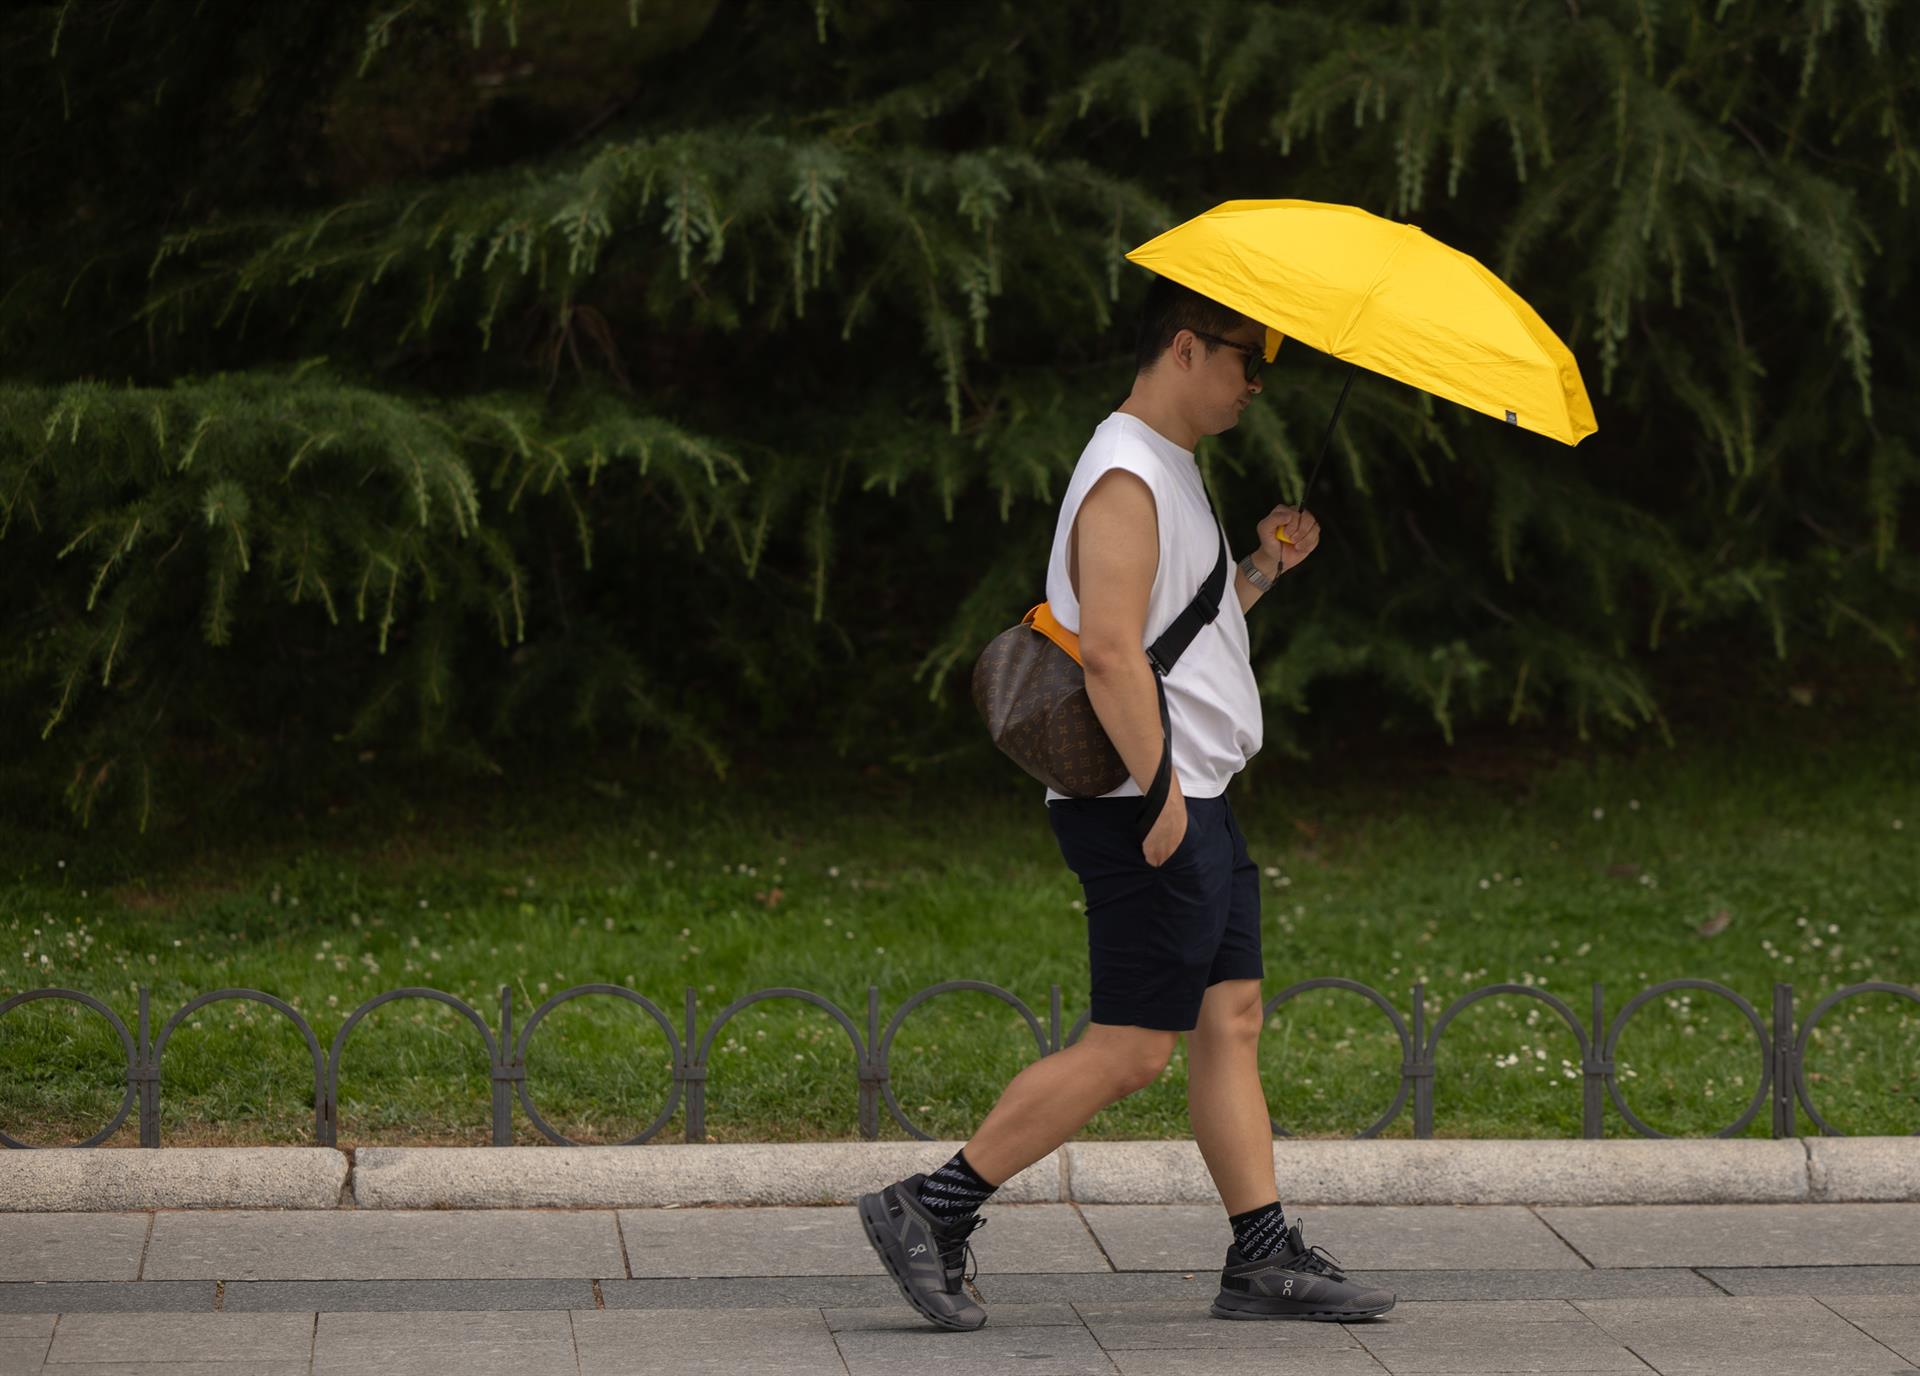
[1237,554,1275,591]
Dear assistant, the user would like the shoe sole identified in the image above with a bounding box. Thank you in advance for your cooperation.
[1210,1291,1396,1322]
[857,1190,986,1332]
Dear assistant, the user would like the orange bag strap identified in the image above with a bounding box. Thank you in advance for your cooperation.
[1023,601,1083,667]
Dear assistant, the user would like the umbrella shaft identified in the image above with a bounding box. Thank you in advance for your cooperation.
[1298,363,1358,513]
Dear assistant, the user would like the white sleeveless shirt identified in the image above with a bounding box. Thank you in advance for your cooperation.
[1042,411,1263,802]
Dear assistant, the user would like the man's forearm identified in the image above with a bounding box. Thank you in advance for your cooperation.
[1234,548,1281,614]
[1083,652,1172,795]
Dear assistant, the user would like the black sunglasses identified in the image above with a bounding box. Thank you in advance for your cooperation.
[1190,330,1264,383]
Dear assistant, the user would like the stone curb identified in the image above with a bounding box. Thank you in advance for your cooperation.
[1,1139,1913,1211]
[0,1147,347,1211]
[353,1143,1067,1209]
[1806,1137,1920,1202]
[1068,1139,1812,1206]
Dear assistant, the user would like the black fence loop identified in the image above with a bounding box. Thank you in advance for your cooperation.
[1793,982,1920,1137]
[0,988,139,1149]
[325,988,499,1148]
[149,989,328,1146]
[1261,978,1414,1140]
[1602,979,1772,1138]
[877,981,1047,1141]
[512,983,682,1146]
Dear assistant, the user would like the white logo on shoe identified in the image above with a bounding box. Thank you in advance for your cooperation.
[908,1243,928,1257]
[1282,1278,1294,1296]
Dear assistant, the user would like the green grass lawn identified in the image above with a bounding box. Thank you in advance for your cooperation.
[2,689,1916,1149]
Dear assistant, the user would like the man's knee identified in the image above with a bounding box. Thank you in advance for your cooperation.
[1194,981,1265,1046]
[1087,1026,1180,1096]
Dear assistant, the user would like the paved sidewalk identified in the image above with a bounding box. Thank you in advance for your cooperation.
[1,1202,1917,1373]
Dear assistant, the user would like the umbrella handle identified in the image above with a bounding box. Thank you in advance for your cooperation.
[1294,362,1358,520]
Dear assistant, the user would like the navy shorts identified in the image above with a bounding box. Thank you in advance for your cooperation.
[1046,791,1264,1032]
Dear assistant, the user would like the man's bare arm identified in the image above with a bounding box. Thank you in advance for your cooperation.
[1075,470,1181,817]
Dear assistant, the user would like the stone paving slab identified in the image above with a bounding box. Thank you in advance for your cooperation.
[144,1209,625,1281]
[617,1201,1107,1277]
[1701,1265,1920,1296]
[312,1309,573,1376]
[46,1311,314,1366]
[1572,1294,1912,1375]
[600,1274,903,1308]
[1105,1352,1387,1375]
[572,1308,847,1375]
[824,1301,1082,1331]
[830,1319,1119,1375]
[17,1364,311,1376]
[0,1337,47,1376]
[0,1284,212,1314]
[968,1273,1220,1306]
[0,1216,148,1284]
[1072,1297,1370,1351]
[221,1278,595,1311]
[1356,1267,1719,1301]
[1079,1204,1588,1272]
[1346,1298,1645,1373]
[1538,1202,1920,1268]
[1821,1296,1920,1367]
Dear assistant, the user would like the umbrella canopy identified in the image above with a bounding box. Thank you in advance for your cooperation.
[1125,198,1597,447]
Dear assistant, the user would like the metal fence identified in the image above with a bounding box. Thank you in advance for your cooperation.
[2,977,1915,1149]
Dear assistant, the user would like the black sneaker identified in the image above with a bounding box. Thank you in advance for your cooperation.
[1209,1217,1396,1321]
[857,1172,989,1331]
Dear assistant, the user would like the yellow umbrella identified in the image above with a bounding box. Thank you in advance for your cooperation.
[1126,198,1597,520]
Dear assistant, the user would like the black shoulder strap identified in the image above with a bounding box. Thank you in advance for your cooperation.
[1133,516,1231,843]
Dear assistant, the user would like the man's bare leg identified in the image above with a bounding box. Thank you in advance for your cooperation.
[960,1023,1179,1186]
[1184,978,1278,1216]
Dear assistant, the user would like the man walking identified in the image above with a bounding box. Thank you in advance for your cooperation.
[858,277,1396,1329]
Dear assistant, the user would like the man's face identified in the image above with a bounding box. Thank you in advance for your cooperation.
[1178,324,1265,434]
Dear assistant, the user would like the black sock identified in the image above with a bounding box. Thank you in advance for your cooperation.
[1229,1201,1290,1261]
[915,1148,998,1223]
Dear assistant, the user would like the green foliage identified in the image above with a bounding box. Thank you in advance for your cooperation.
[2,0,1916,828]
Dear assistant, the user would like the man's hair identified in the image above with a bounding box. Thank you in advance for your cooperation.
[1133,275,1259,375]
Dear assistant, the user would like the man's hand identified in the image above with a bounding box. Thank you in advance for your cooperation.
[1256,505,1320,575]
[1141,773,1189,867]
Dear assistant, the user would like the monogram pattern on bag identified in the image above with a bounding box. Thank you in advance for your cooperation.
[972,623,1130,796]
